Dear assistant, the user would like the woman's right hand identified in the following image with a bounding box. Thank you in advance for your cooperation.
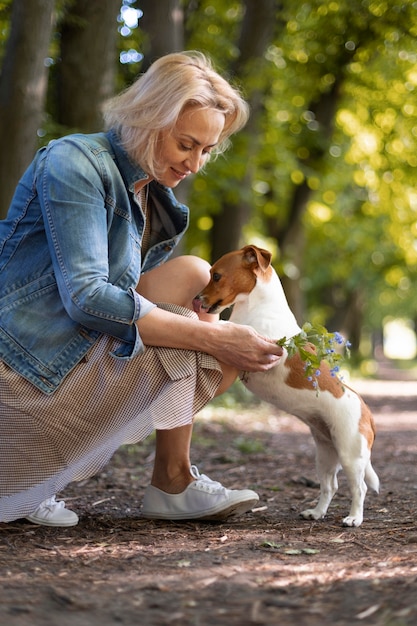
[206,321,283,373]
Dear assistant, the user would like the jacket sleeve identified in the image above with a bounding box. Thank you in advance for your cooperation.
[38,136,154,357]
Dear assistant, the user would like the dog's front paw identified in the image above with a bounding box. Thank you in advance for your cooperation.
[300,507,324,521]
[342,514,363,527]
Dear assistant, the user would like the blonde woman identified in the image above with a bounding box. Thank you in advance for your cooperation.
[0,51,282,526]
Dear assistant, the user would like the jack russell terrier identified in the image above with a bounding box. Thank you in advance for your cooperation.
[194,245,379,527]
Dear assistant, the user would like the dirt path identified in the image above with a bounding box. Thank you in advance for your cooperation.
[1,372,417,626]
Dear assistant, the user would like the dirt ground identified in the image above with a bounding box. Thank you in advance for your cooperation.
[1,364,417,626]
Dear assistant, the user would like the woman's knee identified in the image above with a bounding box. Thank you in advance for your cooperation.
[168,255,211,288]
[137,255,211,307]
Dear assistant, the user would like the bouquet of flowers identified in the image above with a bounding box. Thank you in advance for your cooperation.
[277,322,351,392]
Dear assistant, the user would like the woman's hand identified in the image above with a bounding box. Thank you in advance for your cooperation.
[205,321,283,372]
[136,307,282,372]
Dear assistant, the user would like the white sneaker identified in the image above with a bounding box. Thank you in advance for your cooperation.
[26,496,79,527]
[142,465,259,521]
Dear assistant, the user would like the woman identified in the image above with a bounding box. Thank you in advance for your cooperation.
[0,51,282,527]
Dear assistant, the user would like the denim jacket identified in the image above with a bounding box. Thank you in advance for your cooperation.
[0,130,189,394]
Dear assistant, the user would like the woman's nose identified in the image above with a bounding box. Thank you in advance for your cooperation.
[185,151,203,174]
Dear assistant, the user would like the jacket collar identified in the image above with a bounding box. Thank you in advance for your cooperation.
[106,129,149,191]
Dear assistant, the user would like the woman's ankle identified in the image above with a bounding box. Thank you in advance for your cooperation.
[151,464,194,494]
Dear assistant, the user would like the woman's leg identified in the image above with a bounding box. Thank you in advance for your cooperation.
[138,254,215,322]
[138,255,238,493]
[151,425,193,493]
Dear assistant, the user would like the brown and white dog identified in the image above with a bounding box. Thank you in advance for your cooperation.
[194,245,379,527]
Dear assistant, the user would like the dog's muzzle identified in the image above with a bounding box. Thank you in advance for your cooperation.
[193,295,222,315]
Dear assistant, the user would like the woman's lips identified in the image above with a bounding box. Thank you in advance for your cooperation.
[171,167,188,180]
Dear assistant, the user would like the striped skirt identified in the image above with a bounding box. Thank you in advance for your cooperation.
[0,304,222,522]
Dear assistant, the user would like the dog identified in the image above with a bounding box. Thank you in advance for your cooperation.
[194,245,379,527]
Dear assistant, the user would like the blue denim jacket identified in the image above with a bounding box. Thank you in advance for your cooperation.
[0,130,189,394]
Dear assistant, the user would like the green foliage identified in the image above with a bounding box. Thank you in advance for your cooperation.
[184,0,243,67]
[1,0,416,343]
[183,0,417,337]
[277,322,351,392]
[300,1,417,327]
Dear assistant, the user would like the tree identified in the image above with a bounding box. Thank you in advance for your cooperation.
[139,0,184,70]
[0,0,55,218]
[55,0,121,132]
[183,0,283,260]
[209,0,282,262]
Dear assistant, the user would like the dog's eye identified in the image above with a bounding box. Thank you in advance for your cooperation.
[212,272,222,282]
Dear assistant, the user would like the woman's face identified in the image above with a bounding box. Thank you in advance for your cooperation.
[156,107,226,187]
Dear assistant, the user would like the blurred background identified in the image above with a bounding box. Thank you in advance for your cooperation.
[1,0,416,378]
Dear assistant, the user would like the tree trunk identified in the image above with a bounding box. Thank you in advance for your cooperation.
[139,0,184,70]
[210,0,282,262]
[135,0,188,253]
[266,77,343,318]
[56,0,121,132]
[0,0,55,219]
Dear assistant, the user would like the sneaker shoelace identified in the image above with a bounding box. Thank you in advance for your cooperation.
[40,496,65,513]
[190,465,227,494]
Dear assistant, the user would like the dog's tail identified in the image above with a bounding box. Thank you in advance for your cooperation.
[365,462,380,493]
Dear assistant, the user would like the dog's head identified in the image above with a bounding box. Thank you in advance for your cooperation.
[193,245,272,314]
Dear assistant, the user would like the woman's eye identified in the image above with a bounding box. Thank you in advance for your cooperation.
[180,143,192,151]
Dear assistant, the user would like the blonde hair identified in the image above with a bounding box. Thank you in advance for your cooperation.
[103,51,249,178]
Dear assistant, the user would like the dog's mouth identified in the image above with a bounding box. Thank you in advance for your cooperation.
[192,296,222,315]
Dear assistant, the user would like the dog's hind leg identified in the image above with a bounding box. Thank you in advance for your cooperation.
[338,435,374,527]
[300,436,341,521]
[340,457,369,527]
[340,470,367,527]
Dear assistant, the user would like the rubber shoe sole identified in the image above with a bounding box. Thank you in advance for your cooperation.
[26,511,79,527]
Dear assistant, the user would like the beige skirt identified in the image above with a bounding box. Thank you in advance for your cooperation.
[0,304,222,522]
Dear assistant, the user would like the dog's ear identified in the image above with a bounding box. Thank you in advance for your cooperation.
[241,245,272,271]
